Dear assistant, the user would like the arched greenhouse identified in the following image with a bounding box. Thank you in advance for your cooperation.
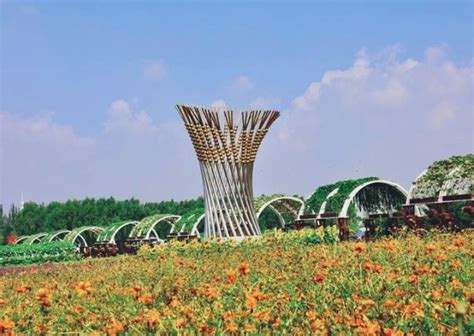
[174,209,204,237]
[63,226,104,246]
[303,177,408,239]
[405,154,473,230]
[129,214,181,241]
[254,194,305,231]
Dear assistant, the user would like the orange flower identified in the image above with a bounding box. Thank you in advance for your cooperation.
[204,286,220,300]
[225,322,238,333]
[383,300,397,309]
[409,275,419,285]
[225,269,237,284]
[36,288,51,307]
[310,318,325,331]
[383,327,404,336]
[15,285,31,293]
[360,299,376,307]
[385,241,396,252]
[354,242,366,253]
[132,285,142,294]
[0,318,15,334]
[425,244,436,253]
[106,321,124,336]
[270,316,281,327]
[357,320,380,335]
[246,294,257,310]
[138,293,154,305]
[198,323,215,335]
[450,278,461,289]
[243,323,256,332]
[450,259,461,269]
[238,262,250,276]
[73,281,93,297]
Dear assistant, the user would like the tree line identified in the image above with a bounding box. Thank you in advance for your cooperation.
[0,197,204,244]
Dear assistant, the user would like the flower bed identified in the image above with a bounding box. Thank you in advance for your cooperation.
[0,230,471,334]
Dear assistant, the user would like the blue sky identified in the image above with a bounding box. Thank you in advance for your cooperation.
[1,1,473,206]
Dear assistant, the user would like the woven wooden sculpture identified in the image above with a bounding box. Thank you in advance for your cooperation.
[176,105,280,238]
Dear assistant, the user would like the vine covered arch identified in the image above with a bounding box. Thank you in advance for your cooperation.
[63,226,104,246]
[42,230,71,243]
[338,180,408,218]
[129,214,181,241]
[97,221,139,244]
[407,154,473,205]
[23,233,48,245]
[304,177,408,233]
[15,236,30,244]
[255,194,305,229]
[175,209,204,236]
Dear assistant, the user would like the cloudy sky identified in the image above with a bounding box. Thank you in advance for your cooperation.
[1,1,473,207]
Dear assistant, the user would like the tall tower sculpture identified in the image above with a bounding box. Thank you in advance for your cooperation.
[176,105,280,239]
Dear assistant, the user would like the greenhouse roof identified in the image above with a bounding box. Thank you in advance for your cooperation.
[305,177,407,217]
[408,154,474,202]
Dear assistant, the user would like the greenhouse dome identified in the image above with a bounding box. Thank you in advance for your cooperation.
[97,221,139,244]
[175,209,204,237]
[129,214,181,241]
[63,226,104,246]
[407,154,473,205]
[255,194,304,230]
[303,177,408,235]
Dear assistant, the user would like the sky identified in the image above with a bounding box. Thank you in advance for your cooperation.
[1,1,473,207]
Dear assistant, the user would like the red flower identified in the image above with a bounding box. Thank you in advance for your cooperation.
[6,235,16,244]
[314,273,325,283]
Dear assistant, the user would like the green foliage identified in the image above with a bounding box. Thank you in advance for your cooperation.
[258,206,282,231]
[412,154,474,198]
[1,197,204,240]
[347,203,362,233]
[0,241,79,266]
[325,177,379,213]
[175,209,205,232]
[354,182,406,213]
[305,183,339,214]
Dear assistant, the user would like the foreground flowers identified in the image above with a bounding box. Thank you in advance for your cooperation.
[0,229,472,334]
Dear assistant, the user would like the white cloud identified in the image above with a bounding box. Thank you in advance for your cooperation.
[210,99,227,111]
[230,75,254,93]
[254,45,473,198]
[1,112,94,148]
[249,96,281,110]
[1,102,201,207]
[2,45,472,208]
[104,99,158,136]
[143,59,166,80]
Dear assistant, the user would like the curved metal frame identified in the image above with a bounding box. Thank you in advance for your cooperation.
[255,196,305,228]
[317,188,339,217]
[339,180,408,218]
[43,230,71,242]
[130,215,181,240]
[190,213,206,237]
[15,236,31,244]
[24,232,48,245]
[98,221,139,244]
[63,226,104,247]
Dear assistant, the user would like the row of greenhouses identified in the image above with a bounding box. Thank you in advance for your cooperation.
[11,154,474,246]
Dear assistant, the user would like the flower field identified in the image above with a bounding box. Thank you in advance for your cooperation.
[0,229,472,335]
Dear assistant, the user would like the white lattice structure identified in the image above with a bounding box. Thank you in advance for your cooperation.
[176,105,280,239]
